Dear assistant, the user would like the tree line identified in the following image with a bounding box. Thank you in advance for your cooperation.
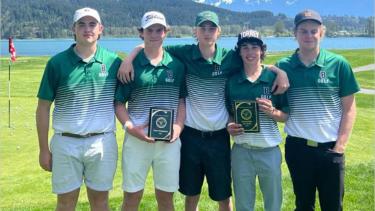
[1,0,374,39]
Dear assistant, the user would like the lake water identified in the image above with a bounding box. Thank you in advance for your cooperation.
[1,37,374,56]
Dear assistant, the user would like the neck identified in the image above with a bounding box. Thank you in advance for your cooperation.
[198,43,216,60]
[144,46,163,66]
[75,43,97,59]
[244,63,262,81]
[298,47,320,66]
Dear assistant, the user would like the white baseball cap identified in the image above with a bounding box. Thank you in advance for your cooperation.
[73,7,101,23]
[141,11,167,29]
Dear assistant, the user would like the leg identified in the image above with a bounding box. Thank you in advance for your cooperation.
[179,129,205,210]
[231,144,256,211]
[218,197,233,211]
[155,189,175,211]
[257,147,282,211]
[122,190,144,211]
[285,137,317,211]
[317,148,345,211]
[56,188,80,211]
[204,131,232,202]
[185,194,200,211]
[86,187,109,211]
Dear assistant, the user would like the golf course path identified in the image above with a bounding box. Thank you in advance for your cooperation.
[353,64,375,94]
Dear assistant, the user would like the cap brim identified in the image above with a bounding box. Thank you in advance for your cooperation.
[238,37,263,45]
[295,18,322,26]
[74,14,101,23]
[142,21,167,29]
[197,20,218,27]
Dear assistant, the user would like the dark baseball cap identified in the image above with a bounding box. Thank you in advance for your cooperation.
[237,29,263,46]
[195,11,219,27]
[294,9,322,27]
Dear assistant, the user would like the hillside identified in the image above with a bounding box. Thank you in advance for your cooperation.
[1,0,373,39]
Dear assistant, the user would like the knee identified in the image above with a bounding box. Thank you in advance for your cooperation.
[56,198,77,211]
[124,191,143,205]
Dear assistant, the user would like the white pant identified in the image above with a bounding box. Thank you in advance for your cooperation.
[122,133,181,193]
[51,133,118,194]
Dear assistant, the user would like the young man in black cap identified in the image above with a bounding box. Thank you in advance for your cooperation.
[276,9,360,211]
[225,29,288,211]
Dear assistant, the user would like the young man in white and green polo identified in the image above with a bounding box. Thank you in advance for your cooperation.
[226,29,288,211]
[114,11,186,211]
[276,9,360,211]
[36,7,121,211]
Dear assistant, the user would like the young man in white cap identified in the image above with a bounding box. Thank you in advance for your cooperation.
[115,11,186,211]
[36,7,121,211]
[117,10,289,211]
[277,9,359,211]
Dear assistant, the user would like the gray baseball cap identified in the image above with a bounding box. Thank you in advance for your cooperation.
[294,9,322,27]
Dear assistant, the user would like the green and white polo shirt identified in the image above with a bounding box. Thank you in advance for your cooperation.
[37,44,121,135]
[276,48,360,143]
[225,66,288,147]
[115,49,186,127]
[165,44,240,131]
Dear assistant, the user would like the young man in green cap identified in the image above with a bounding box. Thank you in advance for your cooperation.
[117,11,289,211]
[36,7,121,211]
[226,29,288,211]
[276,9,359,211]
[114,11,186,211]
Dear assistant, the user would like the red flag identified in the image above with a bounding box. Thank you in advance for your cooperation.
[9,37,16,62]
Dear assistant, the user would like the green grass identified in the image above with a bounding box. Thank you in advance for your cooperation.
[0,49,374,210]
[355,71,375,89]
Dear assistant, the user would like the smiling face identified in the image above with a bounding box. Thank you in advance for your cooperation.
[73,16,103,46]
[140,24,167,48]
[239,42,262,66]
[294,20,324,52]
[194,21,220,47]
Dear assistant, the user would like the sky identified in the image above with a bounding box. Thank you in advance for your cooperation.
[193,0,375,17]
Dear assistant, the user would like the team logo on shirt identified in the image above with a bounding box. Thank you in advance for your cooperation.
[99,64,108,77]
[317,70,330,84]
[165,70,175,83]
[212,64,223,77]
[261,87,272,99]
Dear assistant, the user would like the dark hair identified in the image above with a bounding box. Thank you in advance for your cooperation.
[235,40,267,61]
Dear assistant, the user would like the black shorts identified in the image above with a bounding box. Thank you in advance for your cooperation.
[178,126,232,201]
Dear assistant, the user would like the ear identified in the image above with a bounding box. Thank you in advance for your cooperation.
[98,24,104,34]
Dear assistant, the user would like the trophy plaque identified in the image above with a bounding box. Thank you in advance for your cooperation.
[234,101,260,133]
[148,107,174,141]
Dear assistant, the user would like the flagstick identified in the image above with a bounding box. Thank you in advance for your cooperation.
[8,60,11,128]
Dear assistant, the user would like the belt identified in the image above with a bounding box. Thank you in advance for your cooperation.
[287,135,335,148]
[238,143,277,150]
[61,132,105,138]
[184,125,227,138]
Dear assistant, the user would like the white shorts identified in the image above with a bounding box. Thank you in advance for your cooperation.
[122,133,181,193]
[50,132,118,194]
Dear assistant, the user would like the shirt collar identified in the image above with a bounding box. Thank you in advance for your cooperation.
[139,49,173,68]
[192,44,223,65]
[237,65,272,84]
[291,48,325,68]
[68,44,103,65]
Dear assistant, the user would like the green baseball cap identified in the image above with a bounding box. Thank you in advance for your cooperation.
[195,11,219,27]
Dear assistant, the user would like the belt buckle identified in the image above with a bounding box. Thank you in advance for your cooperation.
[201,131,212,138]
[307,140,318,147]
